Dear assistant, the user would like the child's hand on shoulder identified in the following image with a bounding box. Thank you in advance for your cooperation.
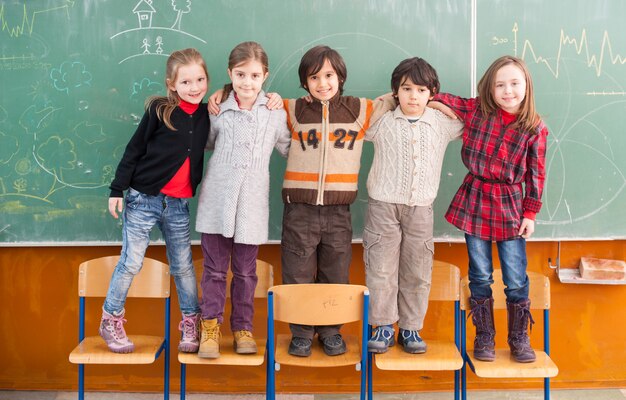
[428,101,458,119]
[207,89,224,115]
[519,218,535,239]
[265,92,284,110]
[298,94,313,103]
[108,197,123,219]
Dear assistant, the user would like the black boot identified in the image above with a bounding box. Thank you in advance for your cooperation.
[507,298,536,363]
[469,297,495,361]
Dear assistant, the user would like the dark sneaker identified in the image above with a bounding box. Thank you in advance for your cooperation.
[398,329,427,354]
[319,334,347,356]
[367,325,395,353]
[288,336,312,357]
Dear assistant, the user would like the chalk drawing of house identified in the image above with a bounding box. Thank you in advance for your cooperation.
[133,0,156,28]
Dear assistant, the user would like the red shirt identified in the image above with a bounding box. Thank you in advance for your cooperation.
[435,93,548,241]
[160,100,199,198]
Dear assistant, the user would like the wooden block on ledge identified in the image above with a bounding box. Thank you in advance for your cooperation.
[579,257,626,280]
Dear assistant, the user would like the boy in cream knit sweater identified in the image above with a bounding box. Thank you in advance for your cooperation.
[363,57,463,354]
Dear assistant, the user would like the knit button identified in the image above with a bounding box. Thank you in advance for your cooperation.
[187,148,191,152]
[189,130,192,134]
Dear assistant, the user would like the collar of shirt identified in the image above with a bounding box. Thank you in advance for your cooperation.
[498,108,517,125]
[179,99,199,114]
[219,90,268,114]
[392,105,436,126]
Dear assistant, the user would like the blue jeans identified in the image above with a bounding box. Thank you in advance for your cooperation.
[465,233,529,303]
[103,188,200,315]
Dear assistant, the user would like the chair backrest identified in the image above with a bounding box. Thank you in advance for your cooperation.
[430,261,461,301]
[269,284,368,326]
[192,259,274,298]
[460,269,550,310]
[78,255,170,298]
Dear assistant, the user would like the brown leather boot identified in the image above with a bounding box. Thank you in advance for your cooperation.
[469,297,495,361]
[507,298,536,363]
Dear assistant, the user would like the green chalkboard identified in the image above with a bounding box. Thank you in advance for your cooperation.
[0,0,624,244]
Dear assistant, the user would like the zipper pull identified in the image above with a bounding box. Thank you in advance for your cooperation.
[322,100,328,120]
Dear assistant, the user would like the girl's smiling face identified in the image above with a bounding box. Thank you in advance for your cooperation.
[228,59,268,107]
[167,63,208,104]
[493,63,526,114]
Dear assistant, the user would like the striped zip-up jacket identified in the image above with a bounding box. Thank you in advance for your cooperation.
[282,94,393,205]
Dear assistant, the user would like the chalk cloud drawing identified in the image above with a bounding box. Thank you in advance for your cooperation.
[74,122,106,145]
[130,78,163,101]
[50,61,92,93]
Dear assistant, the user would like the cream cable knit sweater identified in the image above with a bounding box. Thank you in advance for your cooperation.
[365,106,463,206]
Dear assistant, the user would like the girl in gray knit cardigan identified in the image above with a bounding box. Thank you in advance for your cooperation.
[195,42,290,358]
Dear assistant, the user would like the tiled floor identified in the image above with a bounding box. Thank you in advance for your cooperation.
[1,390,625,400]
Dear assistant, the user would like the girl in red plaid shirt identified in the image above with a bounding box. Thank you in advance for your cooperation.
[432,56,548,364]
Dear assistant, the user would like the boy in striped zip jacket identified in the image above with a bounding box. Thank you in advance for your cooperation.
[280,45,394,357]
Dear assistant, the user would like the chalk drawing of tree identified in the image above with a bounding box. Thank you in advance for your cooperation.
[36,136,77,177]
[170,0,191,30]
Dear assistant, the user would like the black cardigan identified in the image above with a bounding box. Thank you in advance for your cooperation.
[109,100,209,198]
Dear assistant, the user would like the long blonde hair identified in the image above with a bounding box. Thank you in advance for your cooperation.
[223,41,269,99]
[146,48,209,130]
[477,55,541,133]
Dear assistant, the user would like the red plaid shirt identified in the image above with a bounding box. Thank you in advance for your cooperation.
[435,93,548,241]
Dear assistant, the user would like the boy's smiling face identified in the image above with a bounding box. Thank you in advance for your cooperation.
[306,59,339,101]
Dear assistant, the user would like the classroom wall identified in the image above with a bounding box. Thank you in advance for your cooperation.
[1,241,625,394]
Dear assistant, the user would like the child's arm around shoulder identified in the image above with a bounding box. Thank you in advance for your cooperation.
[368,93,397,125]
[365,107,394,142]
[431,93,478,122]
[272,107,291,158]
[206,113,220,150]
[429,108,464,141]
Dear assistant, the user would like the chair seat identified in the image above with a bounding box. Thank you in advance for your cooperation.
[275,334,361,368]
[467,349,558,378]
[375,339,463,371]
[69,335,165,364]
[179,337,266,366]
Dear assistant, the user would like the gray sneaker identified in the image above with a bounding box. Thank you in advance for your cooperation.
[398,328,427,354]
[99,309,134,353]
[367,325,395,353]
[178,313,200,353]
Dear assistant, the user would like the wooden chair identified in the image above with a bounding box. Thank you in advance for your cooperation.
[178,259,274,400]
[266,284,370,400]
[69,256,171,400]
[460,270,558,400]
[367,260,463,399]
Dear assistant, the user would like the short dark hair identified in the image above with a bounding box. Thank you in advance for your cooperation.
[391,57,440,97]
[298,45,347,95]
